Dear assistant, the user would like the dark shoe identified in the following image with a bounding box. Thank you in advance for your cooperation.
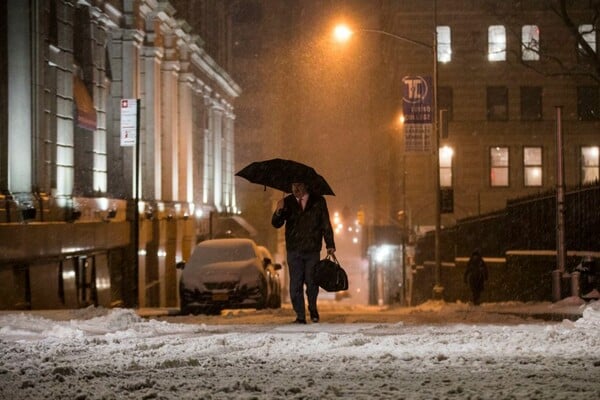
[293,318,306,324]
[310,311,319,323]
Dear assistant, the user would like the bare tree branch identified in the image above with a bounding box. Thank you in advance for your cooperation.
[487,0,600,84]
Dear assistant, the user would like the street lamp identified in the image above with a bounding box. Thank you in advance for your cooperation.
[333,17,443,300]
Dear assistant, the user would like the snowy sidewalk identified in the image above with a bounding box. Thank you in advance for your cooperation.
[1,301,599,400]
[135,297,590,322]
[478,298,586,321]
[0,298,589,323]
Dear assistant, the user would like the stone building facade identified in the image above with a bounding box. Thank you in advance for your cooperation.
[0,0,240,309]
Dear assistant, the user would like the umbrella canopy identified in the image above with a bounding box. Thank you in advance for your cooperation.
[235,158,335,195]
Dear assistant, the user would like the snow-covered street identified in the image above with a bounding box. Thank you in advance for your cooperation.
[1,300,599,399]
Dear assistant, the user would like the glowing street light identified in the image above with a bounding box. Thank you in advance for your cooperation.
[333,14,444,300]
[333,24,353,42]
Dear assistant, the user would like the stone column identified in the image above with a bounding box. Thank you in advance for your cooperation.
[210,101,224,211]
[160,59,180,202]
[91,19,109,193]
[140,45,163,200]
[223,106,235,211]
[178,72,194,203]
[7,0,33,195]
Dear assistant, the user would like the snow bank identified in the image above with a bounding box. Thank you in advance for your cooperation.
[0,302,598,400]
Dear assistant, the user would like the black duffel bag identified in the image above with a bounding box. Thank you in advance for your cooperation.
[314,255,349,292]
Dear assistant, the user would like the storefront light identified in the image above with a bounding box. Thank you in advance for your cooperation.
[97,197,109,211]
[375,245,393,263]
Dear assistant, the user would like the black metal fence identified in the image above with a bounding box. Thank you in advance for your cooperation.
[412,183,600,303]
[417,183,600,262]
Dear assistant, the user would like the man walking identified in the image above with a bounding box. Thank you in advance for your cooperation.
[272,182,336,323]
[464,249,488,306]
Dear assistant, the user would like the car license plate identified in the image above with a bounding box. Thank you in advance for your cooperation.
[212,293,229,301]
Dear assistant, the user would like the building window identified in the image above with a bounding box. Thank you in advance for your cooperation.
[439,146,454,187]
[578,24,597,64]
[524,147,542,187]
[488,25,506,61]
[437,26,451,63]
[520,86,542,120]
[487,86,508,121]
[581,146,599,184]
[522,25,539,61]
[578,24,597,53]
[577,86,600,120]
[48,0,58,46]
[490,147,509,187]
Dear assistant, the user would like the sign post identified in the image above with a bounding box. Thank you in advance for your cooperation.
[120,99,141,306]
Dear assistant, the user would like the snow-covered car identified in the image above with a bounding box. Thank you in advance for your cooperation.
[177,238,282,315]
[257,245,282,309]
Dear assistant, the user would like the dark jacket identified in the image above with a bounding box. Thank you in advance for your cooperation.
[464,251,488,288]
[271,193,335,253]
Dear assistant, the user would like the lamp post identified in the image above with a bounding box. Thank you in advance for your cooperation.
[334,12,443,300]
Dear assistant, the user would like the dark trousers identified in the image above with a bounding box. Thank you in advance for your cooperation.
[287,251,320,319]
[469,280,484,305]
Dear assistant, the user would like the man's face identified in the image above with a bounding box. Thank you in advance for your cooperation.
[291,182,307,198]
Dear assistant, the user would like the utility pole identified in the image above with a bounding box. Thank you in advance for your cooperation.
[553,106,566,302]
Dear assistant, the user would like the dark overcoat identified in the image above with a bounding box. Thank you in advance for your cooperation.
[271,193,335,253]
[464,252,488,292]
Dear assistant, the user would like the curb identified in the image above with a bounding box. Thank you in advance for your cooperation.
[494,311,582,322]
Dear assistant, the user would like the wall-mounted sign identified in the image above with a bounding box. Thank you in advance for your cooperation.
[402,76,433,152]
[120,99,137,147]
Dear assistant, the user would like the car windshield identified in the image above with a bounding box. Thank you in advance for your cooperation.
[191,240,256,266]
[257,246,272,261]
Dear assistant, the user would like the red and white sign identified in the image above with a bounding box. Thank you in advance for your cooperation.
[120,99,137,147]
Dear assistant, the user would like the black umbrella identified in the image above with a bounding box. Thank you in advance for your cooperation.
[235,158,335,195]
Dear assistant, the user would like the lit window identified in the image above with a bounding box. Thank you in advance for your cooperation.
[581,146,599,184]
[437,26,451,63]
[579,24,597,53]
[488,25,506,61]
[490,147,509,187]
[439,146,454,187]
[524,147,542,187]
[522,25,539,61]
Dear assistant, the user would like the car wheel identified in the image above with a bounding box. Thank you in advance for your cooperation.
[267,282,281,308]
[255,278,268,310]
[271,290,281,309]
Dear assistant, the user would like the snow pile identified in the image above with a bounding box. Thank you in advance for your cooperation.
[575,299,600,327]
[0,302,599,399]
